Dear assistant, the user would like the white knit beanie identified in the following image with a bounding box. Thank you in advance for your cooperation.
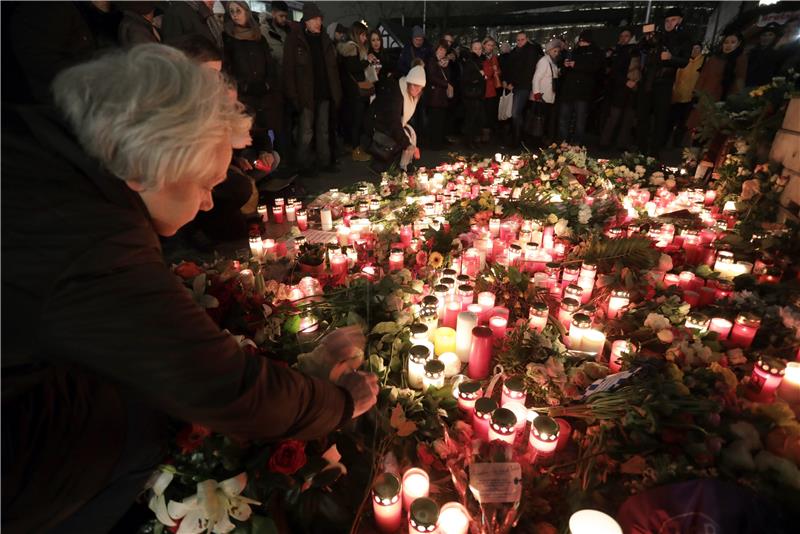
[405,65,426,87]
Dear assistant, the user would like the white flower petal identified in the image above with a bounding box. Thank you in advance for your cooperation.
[148,494,177,527]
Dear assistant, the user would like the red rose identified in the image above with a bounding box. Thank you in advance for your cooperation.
[416,443,436,467]
[176,423,211,454]
[175,261,203,280]
[267,440,307,475]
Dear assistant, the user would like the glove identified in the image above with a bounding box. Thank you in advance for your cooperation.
[533,93,543,102]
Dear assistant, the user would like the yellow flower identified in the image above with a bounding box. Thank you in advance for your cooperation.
[546,213,559,224]
[428,252,444,269]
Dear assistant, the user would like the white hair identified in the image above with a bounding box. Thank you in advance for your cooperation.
[52,44,252,190]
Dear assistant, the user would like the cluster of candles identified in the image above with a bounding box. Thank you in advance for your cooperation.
[371,469,470,534]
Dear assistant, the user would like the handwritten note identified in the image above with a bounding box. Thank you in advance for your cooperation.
[469,463,522,504]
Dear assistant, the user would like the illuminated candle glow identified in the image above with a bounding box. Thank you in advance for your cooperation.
[730,313,761,349]
[438,352,461,378]
[320,207,333,231]
[422,359,446,390]
[750,356,786,399]
[778,362,800,404]
[609,340,635,373]
[528,303,549,333]
[296,210,308,231]
[501,376,527,407]
[581,329,606,355]
[489,315,508,339]
[455,311,479,362]
[401,469,430,511]
[407,345,432,389]
[456,379,482,413]
[569,510,622,534]
[488,407,518,445]
[437,502,470,534]
[473,398,497,442]
[708,317,733,340]
[568,313,592,351]
[529,415,559,454]
[389,248,404,271]
[433,327,457,356]
[372,473,403,533]
[558,298,581,331]
[607,289,630,320]
[408,497,438,534]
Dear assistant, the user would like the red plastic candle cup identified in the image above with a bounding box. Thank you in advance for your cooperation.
[488,408,518,445]
[467,326,494,379]
[699,286,716,307]
[555,418,572,451]
[400,225,413,246]
[472,397,497,442]
[528,303,549,333]
[708,317,733,340]
[489,315,508,339]
[272,205,285,224]
[609,340,635,373]
[607,289,630,320]
[389,249,404,271]
[372,473,403,533]
[456,380,482,414]
[529,415,559,454]
[663,273,680,287]
[501,376,527,407]
[442,299,461,330]
[730,313,761,349]
[296,210,308,231]
[683,290,700,308]
[714,280,734,300]
[750,356,786,398]
[678,271,695,290]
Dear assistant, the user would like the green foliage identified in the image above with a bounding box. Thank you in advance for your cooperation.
[571,236,659,272]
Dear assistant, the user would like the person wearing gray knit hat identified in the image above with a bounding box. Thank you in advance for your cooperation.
[546,38,564,52]
[301,2,323,22]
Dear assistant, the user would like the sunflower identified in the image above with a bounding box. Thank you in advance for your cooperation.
[428,252,444,269]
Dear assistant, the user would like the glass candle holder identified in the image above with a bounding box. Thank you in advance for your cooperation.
[458,284,475,310]
[257,204,268,222]
[750,356,786,398]
[422,359,445,390]
[569,510,622,534]
[607,289,630,319]
[488,407,518,445]
[529,415,559,454]
[408,497,438,534]
[528,303,549,333]
[501,376,527,407]
[372,473,403,533]
[558,298,581,331]
[455,311,479,362]
[708,317,733,340]
[456,380,482,413]
[468,326,494,379]
[488,315,508,339]
[609,340,636,373]
[401,469,430,511]
[472,397,497,442]
[389,248,404,271]
[685,312,710,335]
[408,345,432,389]
[778,362,800,404]
[581,329,606,356]
[437,502,469,534]
[730,313,761,349]
[564,284,583,303]
[569,313,592,351]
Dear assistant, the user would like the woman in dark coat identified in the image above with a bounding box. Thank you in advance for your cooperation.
[425,40,452,150]
[222,1,283,150]
[338,22,372,161]
[1,45,377,533]
[461,40,487,149]
[368,29,394,86]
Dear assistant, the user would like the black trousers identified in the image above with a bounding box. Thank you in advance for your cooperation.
[426,106,447,149]
[636,82,673,157]
[462,97,485,140]
[49,400,167,534]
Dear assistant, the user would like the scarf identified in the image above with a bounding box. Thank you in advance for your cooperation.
[223,2,262,41]
[398,78,419,127]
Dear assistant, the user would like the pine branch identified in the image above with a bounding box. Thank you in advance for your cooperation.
[572,236,659,272]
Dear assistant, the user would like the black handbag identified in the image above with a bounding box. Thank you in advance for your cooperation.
[369,131,401,162]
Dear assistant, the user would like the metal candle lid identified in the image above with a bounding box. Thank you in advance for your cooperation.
[686,312,709,326]
[756,356,785,376]
[565,284,583,297]
[531,415,560,441]
[433,284,449,294]
[422,295,440,308]
[474,398,498,419]
[372,472,401,504]
[560,298,580,311]
[472,325,493,338]
[456,274,471,284]
[571,313,592,329]
[442,268,458,278]
[530,302,549,316]
[409,345,431,364]
[458,380,482,399]
[411,323,429,337]
[409,498,439,531]
[458,284,474,293]
[504,376,526,395]
[611,289,630,299]
[490,407,517,433]
[735,312,761,327]
[424,359,445,377]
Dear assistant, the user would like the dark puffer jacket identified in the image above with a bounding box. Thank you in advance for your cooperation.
[283,23,342,110]
[559,44,604,102]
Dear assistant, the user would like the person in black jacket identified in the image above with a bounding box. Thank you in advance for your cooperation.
[368,29,394,85]
[338,22,373,162]
[118,2,161,46]
[600,28,641,150]
[745,23,783,88]
[425,40,453,150]
[506,32,543,146]
[635,7,691,157]
[558,30,603,145]
[161,0,223,51]
[461,40,487,149]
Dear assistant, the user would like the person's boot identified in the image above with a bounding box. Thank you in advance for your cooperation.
[351,146,372,162]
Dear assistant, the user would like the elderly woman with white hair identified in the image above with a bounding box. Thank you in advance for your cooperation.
[1,45,377,533]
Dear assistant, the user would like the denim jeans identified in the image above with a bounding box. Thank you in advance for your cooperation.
[296,100,330,170]
[558,100,589,145]
[511,89,531,133]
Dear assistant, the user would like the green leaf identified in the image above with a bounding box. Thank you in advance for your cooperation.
[368,353,386,374]
[389,354,403,373]
[371,321,399,335]
[284,315,301,335]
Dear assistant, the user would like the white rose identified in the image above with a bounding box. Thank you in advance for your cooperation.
[644,313,671,332]
[554,218,570,237]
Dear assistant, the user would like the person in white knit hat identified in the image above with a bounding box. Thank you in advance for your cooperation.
[366,59,426,172]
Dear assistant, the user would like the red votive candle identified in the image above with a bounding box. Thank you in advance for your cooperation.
[708,317,733,340]
[730,313,761,349]
[472,398,497,442]
[663,273,680,287]
[750,356,785,399]
[467,326,494,379]
[489,315,508,339]
[683,290,700,308]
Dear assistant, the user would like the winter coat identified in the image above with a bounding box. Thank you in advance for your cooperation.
[746,45,783,87]
[461,52,486,100]
[507,41,543,91]
[608,43,638,88]
[337,40,370,102]
[639,26,692,89]
[283,25,342,111]
[559,44,604,102]
[1,106,354,532]
[532,54,560,104]
[161,1,222,50]
[222,32,282,132]
[118,10,161,47]
[694,52,747,102]
[483,55,501,98]
[397,41,433,76]
[425,56,451,108]
[370,78,418,150]
[261,17,288,65]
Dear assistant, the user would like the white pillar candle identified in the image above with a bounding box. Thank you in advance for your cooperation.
[581,329,606,355]
[569,510,622,534]
[568,313,592,351]
[438,352,461,377]
[320,207,333,231]
[438,502,469,534]
[455,311,478,362]
[285,204,296,222]
[708,317,733,340]
[778,362,800,404]
[401,468,429,510]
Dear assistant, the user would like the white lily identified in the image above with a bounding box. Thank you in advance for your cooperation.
[166,473,261,534]
[147,469,176,527]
